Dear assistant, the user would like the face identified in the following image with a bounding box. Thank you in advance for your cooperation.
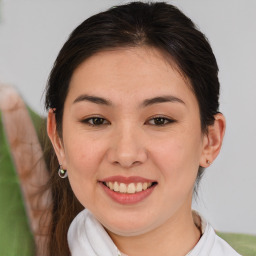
[50,47,210,237]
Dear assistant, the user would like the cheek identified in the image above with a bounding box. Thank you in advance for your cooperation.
[64,135,103,177]
[150,128,203,186]
[64,144,106,212]
[61,129,107,202]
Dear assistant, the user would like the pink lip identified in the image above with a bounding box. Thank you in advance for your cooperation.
[99,175,156,184]
[98,177,157,205]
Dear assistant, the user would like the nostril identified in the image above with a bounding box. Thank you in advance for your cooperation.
[112,160,142,168]
[106,139,148,168]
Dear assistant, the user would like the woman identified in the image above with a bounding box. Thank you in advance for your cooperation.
[45,2,240,255]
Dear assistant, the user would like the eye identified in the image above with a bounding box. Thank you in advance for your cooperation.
[82,117,110,126]
[147,116,176,126]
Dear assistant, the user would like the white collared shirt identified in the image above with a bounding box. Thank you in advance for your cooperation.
[68,209,241,256]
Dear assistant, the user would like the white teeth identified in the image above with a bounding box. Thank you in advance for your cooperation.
[113,181,119,192]
[127,183,136,193]
[142,182,148,190]
[136,182,143,192]
[105,181,154,193]
[109,182,113,190]
[119,183,127,193]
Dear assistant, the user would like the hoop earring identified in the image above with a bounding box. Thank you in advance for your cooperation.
[58,165,68,178]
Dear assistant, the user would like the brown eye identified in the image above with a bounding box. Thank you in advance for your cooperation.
[147,116,175,126]
[82,117,109,126]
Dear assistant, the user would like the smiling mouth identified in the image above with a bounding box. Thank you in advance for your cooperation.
[102,181,157,194]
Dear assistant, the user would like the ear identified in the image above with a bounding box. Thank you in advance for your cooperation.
[199,113,226,167]
[47,109,67,168]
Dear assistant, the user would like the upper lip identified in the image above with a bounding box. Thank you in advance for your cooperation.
[99,176,157,184]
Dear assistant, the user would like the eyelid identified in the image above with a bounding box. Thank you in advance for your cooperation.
[146,115,176,126]
[80,115,176,127]
[81,116,110,126]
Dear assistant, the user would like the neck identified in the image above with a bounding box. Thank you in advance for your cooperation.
[107,205,201,256]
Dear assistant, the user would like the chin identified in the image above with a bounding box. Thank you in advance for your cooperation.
[105,225,149,237]
[99,215,157,237]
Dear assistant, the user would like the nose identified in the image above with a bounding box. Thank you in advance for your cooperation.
[106,124,148,168]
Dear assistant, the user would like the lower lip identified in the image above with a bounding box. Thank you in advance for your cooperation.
[99,182,156,205]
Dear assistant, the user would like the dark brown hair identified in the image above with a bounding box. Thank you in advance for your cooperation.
[44,2,220,255]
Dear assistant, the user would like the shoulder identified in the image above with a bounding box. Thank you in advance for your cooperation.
[210,233,241,256]
[190,211,241,256]
[202,221,241,256]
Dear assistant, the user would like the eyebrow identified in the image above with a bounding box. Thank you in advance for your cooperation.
[141,95,185,107]
[73,94,185,107]
[73,94,111,105]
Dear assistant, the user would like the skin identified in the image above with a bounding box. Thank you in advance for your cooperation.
[48,47,225,256]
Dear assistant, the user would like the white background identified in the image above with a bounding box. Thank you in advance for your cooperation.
[0,0,255,235]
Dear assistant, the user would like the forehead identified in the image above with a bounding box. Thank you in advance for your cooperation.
[67,46,197,108]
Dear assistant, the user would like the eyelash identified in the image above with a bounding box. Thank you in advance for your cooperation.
[82,117,110,127]
[147,116,176,126]
[81,116,176,127]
